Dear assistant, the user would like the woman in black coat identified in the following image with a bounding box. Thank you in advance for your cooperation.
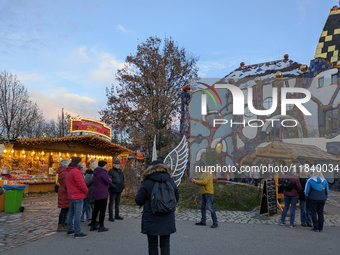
[135,160,179,255]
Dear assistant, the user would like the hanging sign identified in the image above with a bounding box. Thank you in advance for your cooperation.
[136,152,145,159]
[255,147,296,159]
[116,152,131,160]
[70,118,111,139]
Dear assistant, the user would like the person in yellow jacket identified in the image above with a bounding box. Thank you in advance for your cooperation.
[191,162,218,228]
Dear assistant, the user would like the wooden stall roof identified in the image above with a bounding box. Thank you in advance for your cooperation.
[12,135,135,155]
[257,141,340,161]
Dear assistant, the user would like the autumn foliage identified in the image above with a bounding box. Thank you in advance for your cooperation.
[100,36,199,160]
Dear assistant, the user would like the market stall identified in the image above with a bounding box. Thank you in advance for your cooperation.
[249,141,340,214]
[0,135,134,194]
[253,141,340,176]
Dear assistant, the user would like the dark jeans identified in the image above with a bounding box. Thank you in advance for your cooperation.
[81,198,91,221]
[58,208,69,224]
[91,198,108,227]
[147,235,170,255]
[67,199,83,234]
[109,192,121,219]
[201,194,218,225]
[300,200,312,225]
[309,199,326,231]
[281,196,298,226]
[90,203,99,222]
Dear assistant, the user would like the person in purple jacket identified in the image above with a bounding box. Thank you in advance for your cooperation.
[90,161,112,232]
[279,169,303,228]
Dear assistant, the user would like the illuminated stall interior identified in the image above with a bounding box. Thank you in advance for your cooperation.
[0,135,134,194]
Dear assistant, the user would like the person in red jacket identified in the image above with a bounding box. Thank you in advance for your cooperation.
[66,157,89,238]
[57,159,70,232]
[279,168,303,228]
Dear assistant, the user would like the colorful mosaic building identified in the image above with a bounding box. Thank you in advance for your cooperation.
[181,4,340,190]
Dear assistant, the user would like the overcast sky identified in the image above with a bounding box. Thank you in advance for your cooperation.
[0,0,336,121]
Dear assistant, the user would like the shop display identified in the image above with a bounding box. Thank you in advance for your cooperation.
[0,135,134,194]
[0,149,114,187]
[0,150,53,185]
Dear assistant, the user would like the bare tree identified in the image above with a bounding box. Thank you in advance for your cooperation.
[57,111,75,136]
[10,102,45,138]
[0,71,45,141]
[0,71,82,140]
[42,111,78,137]
[43,118,60,137]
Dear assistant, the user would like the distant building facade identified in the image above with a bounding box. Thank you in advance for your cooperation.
[181,5,340,190]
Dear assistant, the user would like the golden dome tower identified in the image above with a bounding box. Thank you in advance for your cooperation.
[315,4,340,65]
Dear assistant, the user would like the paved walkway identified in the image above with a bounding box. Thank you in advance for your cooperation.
[1,218,340,255]
[0,191,340,253]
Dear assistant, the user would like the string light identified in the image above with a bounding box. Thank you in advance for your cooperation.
[12,135,134,162]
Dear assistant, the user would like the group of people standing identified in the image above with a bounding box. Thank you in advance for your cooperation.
[56,157,125,238]
[55,156,183,254]
[55,156,330,253]
[280,166,329,232]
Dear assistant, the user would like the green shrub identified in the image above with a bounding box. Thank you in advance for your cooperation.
[121,182,261,211]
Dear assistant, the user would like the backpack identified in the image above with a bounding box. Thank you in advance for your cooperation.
[281,179,292,191]
[150,180,177,215]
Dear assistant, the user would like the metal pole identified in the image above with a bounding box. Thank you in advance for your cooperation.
[62,108,65,136]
